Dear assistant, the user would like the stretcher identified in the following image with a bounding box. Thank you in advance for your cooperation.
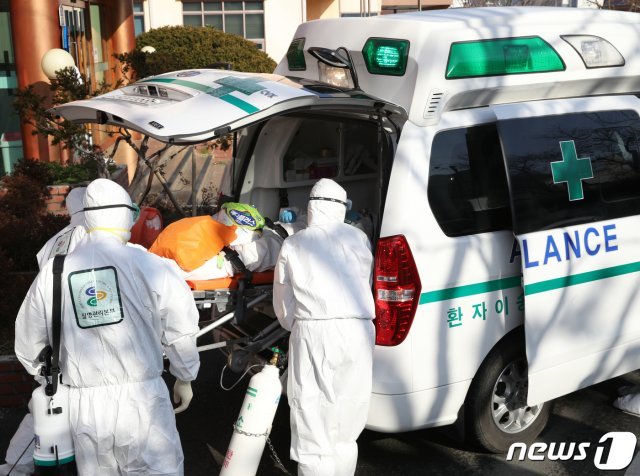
[190,271,289,373]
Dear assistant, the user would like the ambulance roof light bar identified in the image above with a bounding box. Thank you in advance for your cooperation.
[446,36,565,79]
[561,35,625,69]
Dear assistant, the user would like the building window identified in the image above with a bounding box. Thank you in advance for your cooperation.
[0,0,22,168]
[182,1,264,49]
[133,0,145,36]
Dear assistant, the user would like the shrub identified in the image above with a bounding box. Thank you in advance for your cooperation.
[0,159,70,352]
[9,156,116,186]
[117,26,277,80]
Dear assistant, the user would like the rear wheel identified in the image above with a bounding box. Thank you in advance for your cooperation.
[465,329,552,453]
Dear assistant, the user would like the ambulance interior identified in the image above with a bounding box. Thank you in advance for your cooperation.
[198,109,399,370]
[233,111,397,242]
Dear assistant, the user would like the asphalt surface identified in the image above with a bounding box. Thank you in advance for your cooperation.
[2,348,639,475]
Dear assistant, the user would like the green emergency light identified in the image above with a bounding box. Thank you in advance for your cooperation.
[446,36,565,79]
[287,38,307,71]
[362,38,409,76]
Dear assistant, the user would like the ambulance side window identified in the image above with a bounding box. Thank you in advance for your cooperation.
[428,124,512,237]
[499,109,640,234]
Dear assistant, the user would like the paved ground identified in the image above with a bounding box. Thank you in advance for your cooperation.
[2,348,639,475]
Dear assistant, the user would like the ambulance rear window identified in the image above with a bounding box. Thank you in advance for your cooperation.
[428,124,512,237]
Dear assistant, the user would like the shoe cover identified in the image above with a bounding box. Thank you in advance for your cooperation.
[613,393,640,416]
[0,413,35,475]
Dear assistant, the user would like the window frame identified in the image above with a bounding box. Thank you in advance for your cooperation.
[427,123,512,237]
[181,0,265,48]
[133,0,145,37]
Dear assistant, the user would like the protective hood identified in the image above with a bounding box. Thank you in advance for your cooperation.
[83,179,135,242]
[308,178,347,226]
[66,186,87,227]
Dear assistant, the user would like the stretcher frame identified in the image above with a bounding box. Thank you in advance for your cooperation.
[192,277,289,373]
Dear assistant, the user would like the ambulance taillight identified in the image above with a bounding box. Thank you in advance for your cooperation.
[374,235,421,346]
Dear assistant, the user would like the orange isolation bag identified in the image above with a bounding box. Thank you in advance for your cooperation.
[130,207,163,249]
[149,215,237,272]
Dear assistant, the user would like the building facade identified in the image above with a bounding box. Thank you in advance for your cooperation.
[131,0,451,69]
[1,0,135,166]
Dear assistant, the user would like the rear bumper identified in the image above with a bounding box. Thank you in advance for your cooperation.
[365,378,471,433]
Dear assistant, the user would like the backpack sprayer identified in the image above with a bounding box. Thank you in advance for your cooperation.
[31,254,77,475]
[31,351,76,474]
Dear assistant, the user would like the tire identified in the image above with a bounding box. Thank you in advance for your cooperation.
[464,328,552,453]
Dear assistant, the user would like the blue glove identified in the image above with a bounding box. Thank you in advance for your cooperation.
[279,208,297,224]
[345,210,362,224]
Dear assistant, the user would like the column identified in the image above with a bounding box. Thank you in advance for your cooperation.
[9,0,61,162]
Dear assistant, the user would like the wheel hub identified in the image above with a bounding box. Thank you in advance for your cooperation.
[491,358,543,434]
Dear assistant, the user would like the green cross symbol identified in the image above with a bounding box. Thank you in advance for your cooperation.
[209,76,266,98]
[144,75,265,113]
[551,140,593,201]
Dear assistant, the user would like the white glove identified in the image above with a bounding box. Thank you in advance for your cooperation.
[173,379,193,414]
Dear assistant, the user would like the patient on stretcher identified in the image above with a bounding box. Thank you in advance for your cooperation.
[149,201,373,283]
[150,203,292,281]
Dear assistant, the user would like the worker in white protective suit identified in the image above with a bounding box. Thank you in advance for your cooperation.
[0,187,88,476]
[613,386,640,416]
[273,178,375,476]
[14,178,200,476]
[36,186,88,269]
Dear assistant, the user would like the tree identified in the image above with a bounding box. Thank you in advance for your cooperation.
[12,67,119,178]
[116,26,277,81]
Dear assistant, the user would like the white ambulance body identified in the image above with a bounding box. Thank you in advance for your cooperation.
[54,7,640,452]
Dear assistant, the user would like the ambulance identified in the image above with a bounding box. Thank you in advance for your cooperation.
[53,6,640,452]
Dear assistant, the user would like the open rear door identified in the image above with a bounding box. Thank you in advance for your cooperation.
[493,95,640,406]
[51,69,404,143]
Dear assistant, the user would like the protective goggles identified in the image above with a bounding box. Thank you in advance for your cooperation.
[83,203,141,222]
[309,196,352,210]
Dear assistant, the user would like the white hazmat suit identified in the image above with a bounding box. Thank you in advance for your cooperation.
[273,178,375,476]
[36,186,87,270]
[15,178,200,476]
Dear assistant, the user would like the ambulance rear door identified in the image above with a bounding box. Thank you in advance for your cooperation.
[492,95,640,406]
[51,69,406,143]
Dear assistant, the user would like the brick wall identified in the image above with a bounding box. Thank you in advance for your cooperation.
[0,184,73,215]
[45,184,71,215]
[0,356,35,408]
